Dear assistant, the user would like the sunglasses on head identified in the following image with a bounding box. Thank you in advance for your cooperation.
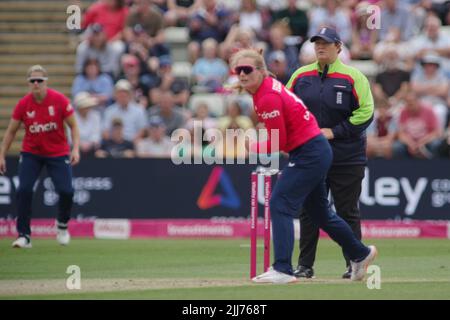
[28,77,47,84]
[234,65,257,75]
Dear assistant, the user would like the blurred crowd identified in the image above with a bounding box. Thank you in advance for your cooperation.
[70,0,450,159]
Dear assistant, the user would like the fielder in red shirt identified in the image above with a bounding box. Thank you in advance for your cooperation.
[0,65,80,248]
[230,49,377,283]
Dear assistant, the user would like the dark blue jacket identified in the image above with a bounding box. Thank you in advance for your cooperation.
[287,58,374,166]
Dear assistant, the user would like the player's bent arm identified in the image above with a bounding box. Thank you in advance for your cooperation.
[64,114,81,165]
[0,119,21,174]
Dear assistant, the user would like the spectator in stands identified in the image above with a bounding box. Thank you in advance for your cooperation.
[265,22,299,72]
[124,0,164,42]
[185,101,218,133]
[187,0,235,63]
[136,116,174,158]
[124,0,167,59]
[95,118,136,158]
[217,99,254,159]
[165,0,202,27]
[148,91,186,135]
[72,58,114,108]
[411,54,449,129]
[267,50,290,85]
[372,47,410,107]
[272,0,309,40]
[393,90,442,159]
[308,0,353,45]
[373,27,413,69]
[103,80,147,142]
[125,24,154,65]
[366,97,397,159]
[238,0,264,35]
[407,0,430,34]
[219,26,256,62]
[118,54,157,108]
[425,0,450,25]
[82,0,128,42]
[190,100,222,154]
[74,92,102,158]
[81,0,127,67]
[148,55,191,107]
[409,14,450,77]
[217,99,254,132]
[379,0,414,42]
[192,38,229,93]
[125,5,170,61]
[350,1,378,60]
[256,0,288,12]
[75,24,122,77]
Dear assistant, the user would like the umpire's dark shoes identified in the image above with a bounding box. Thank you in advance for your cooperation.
[342,266,352,279]
[294,265,314,278]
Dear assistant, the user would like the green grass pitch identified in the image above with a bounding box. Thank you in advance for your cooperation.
[0,238,449,299]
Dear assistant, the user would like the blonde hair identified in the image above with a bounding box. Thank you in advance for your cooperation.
[27,65,48,78]
[229,48,268,74]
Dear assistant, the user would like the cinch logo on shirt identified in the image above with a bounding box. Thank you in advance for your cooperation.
[29,122,58,133]
[260,110,281,120]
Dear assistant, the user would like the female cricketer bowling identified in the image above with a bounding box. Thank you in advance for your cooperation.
[0,65,80,248]
[230,49,377,283]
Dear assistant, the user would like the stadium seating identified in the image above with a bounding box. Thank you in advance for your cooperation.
[164,27,190,63]
[0,0,84,153]
[188,94,226,117]
[172,61,193,83]
[348,60,378,80]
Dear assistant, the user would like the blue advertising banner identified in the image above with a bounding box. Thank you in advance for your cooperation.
[360,160,450,220]
[0,158,449,220]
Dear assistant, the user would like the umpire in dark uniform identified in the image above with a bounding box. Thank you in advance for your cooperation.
[286,27,374,279]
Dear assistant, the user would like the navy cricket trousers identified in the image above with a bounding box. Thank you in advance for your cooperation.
[270,135,370,275]
[16,152,74,238]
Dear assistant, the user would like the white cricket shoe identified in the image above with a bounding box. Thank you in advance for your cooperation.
[252,267,298,284]
[12,237,32,248]
[56,229,71,246]
[350,245,378,281]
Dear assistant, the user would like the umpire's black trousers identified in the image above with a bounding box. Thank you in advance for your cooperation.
[298,165,365,268]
